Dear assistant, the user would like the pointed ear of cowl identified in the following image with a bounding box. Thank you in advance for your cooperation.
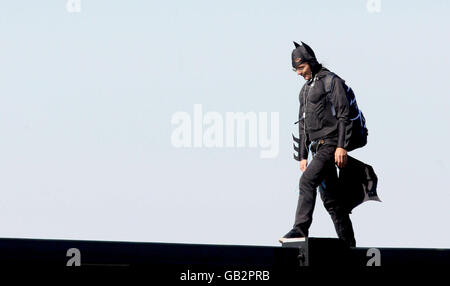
[301,41,316,59]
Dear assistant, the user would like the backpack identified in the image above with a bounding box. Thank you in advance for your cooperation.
[324,73,368,151]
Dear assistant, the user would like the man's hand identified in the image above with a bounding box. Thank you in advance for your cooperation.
[300,159,308,172]
[335,147,347,168]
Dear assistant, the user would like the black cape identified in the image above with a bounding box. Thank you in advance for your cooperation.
[336,155,381,212]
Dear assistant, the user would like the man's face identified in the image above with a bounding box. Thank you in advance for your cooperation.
[295,63,312,81]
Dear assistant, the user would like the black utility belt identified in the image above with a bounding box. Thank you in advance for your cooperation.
[310,139,329,153]
[312,139,325,145]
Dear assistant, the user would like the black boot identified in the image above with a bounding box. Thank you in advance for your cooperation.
[279,228,306,243]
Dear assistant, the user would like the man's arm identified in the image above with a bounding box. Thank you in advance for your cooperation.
[298,86,310,161]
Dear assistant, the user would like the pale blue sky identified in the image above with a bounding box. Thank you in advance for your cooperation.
[0,0,449,248]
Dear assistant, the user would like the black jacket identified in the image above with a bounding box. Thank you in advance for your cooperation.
[298,67,353,160]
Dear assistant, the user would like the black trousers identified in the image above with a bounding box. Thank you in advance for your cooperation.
[293,143,356,247]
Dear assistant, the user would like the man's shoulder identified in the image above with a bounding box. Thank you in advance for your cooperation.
[318,68,338,79]
[317,67,332,76]
[320,70,345,87]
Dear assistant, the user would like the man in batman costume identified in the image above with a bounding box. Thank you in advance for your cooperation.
[280,41,357,247]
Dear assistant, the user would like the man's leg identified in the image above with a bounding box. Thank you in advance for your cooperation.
[292,144,337,237]
[319,158,356,247]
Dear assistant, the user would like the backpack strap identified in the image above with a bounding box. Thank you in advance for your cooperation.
[323,73,336,116]
[323,72,336,95]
